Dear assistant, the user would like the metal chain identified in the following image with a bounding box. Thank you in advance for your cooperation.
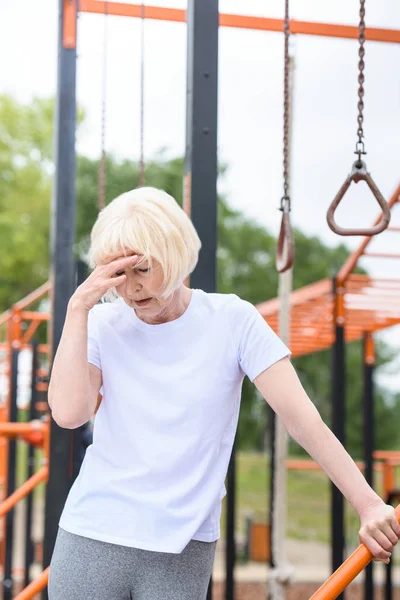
[280,0,290,214]
[355,0,366,164]
[138,2,145,187]
[98,0,109,212]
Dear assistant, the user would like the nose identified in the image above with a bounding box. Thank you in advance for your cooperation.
[125,274,142,297]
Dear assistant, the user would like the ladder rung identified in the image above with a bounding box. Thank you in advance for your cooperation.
[387,227,400,232]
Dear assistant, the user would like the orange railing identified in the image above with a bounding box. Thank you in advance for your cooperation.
[14,567,50,600]
[310,505,400,600]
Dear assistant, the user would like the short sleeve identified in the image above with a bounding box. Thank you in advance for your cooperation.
[231,298,291,382]
[87,307,102,370]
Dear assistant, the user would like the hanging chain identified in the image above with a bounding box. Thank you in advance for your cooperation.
[98,0,109,212]
[280,0,290,214]
[355,0,366,165]
[138,2,146,187]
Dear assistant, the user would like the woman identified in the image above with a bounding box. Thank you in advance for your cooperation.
[48,187,399,600]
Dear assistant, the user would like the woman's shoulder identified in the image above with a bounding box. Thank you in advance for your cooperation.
[194,289,255,317]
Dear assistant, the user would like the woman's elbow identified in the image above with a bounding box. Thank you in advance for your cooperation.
[50,408,89,430]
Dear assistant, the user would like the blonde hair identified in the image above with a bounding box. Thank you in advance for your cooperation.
[88,187,201,300]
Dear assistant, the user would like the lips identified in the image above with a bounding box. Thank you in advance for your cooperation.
[134,298,152,306]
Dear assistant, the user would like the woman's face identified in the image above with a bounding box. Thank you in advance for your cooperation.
[111,253,168,318]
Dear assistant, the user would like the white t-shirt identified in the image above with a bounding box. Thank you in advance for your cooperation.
[59,290,290,553]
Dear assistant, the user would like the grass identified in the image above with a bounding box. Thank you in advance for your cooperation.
[221,452,372,548]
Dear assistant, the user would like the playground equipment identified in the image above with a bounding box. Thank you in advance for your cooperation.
[1,1,400,599]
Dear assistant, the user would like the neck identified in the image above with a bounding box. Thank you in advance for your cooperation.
[140,286,192,325]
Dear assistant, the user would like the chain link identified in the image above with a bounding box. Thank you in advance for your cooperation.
[281,0,290,213]
[355,0,366,163]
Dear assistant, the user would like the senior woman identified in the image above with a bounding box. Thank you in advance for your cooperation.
[48,187,399,599]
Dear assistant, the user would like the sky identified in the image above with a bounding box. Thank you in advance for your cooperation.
[1,0,399,390]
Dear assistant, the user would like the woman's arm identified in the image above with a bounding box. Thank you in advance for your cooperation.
[48,303,102,429]
[254,357,400,562]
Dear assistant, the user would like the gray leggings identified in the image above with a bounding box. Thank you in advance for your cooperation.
[48,528,216,600]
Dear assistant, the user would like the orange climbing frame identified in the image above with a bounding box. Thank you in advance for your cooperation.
[76,1,400,44]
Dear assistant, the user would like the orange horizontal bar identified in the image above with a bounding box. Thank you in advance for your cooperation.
[20,311,50,322]
[374,451,400,460]
[0,422,47,438]
[14,566,50,600]
[310,505,400,600]
[78,1,400,43]
[0,467,48,518]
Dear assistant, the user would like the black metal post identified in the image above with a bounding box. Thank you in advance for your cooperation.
[268,406,276,571]
[184,0,219,294]
[24,341,39,588]
[42,1,78,595]
[185,2,218,597]
[331,278,346,600]
[363,333,375,600]
[3,350,19,600]
[226,437,237,600]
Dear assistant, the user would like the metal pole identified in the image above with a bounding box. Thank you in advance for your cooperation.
[42,1,78,595]
[363,333,375,600]
[24,341,39,589]
[226,437,237,600]
[331,278,346,600]
[184,0,219,293]
[3,349,19,600]
[184,2,219,595]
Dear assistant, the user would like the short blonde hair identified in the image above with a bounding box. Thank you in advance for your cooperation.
[88,187,201,300]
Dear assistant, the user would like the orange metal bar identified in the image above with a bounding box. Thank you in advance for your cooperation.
[374,451,400,460]
[20,311,50,322]
[21,319,41,345]
[382,462,396,502]
[78,1,400,43]
[0,467,48,518]
[338,184,400,284]
[310,505,400,600]
[257,279,331,316]
[364,333,375,366]
[0,422,47,438]
[63,0,77,49]
[14,566,50,600]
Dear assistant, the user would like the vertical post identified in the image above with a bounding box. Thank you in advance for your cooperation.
[363,333,375,600]
[3,349,19,600]
[24,341,39,589]
[226,437,236,600]
[185,3,218,597]
[42,0,78,594]
[331,278,346,600]
[184,0,219,293]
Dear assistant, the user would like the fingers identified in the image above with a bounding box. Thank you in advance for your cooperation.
[389,514,400,539]
[359,520,399,563]
[106,254,139,274]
